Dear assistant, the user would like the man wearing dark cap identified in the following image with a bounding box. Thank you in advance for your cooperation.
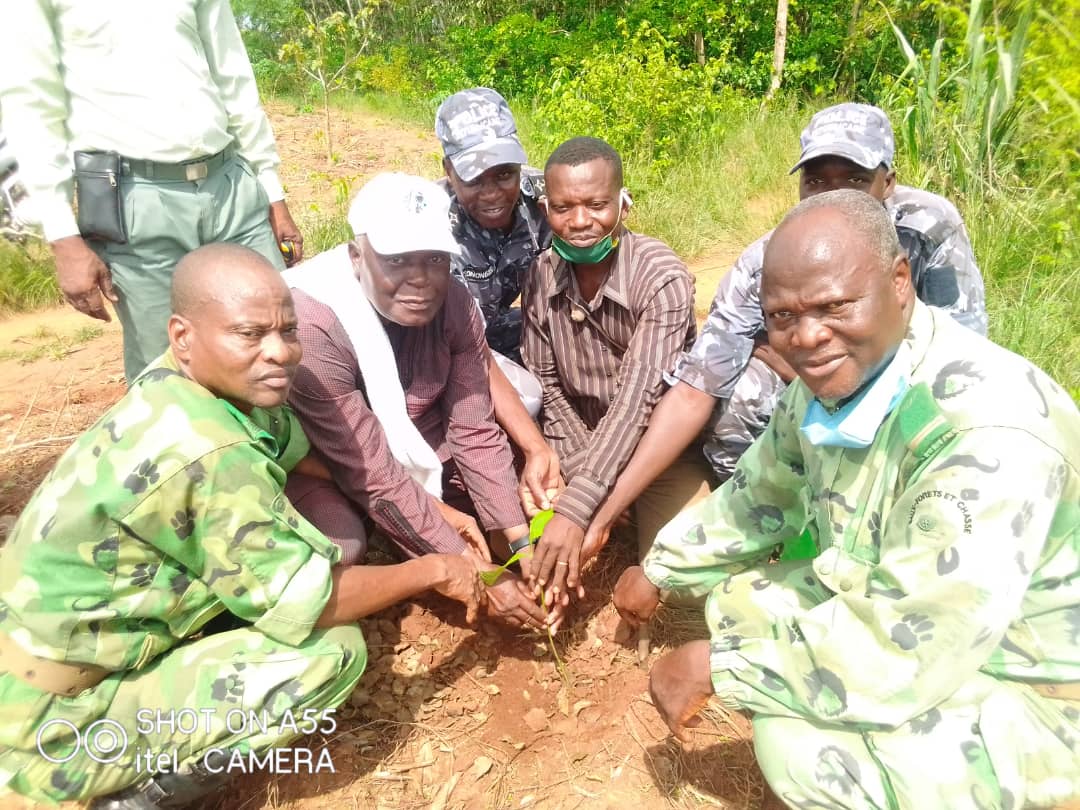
[436,87,551,365]
[436,87,561,519]
[586,103,989,550]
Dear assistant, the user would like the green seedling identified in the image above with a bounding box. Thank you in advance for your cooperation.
[478,508,554,587]
[478,509,568,678]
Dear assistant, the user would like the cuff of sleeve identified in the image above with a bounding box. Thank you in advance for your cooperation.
[709,647,752,710]
[641,555,702,594]
[258,169,285,203]
[669,330,757,399]
[669,353,737,399]
[41,201,80,243]
[554,476,606,529]
[253,552,334,646]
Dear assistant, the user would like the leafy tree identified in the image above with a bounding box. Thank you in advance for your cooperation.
[278,0,379,163]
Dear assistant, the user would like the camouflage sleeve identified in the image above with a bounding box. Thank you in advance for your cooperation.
[521,258,592,471]
[120,444,340,647]
[706,427,1066,726]
[668,242,764,398]
[926,221,987,336]
[642,387,810,597]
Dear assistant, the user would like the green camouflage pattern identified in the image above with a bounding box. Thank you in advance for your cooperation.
[671,184,988,481]
[646,303,1080,808]
[0,624,365,803]
[0,351,359,803]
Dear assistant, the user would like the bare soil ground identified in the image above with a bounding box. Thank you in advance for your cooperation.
[0,102,775,810]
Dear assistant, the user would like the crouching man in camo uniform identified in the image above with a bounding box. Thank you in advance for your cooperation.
[0,244,482,808]
[616,191,1078,809]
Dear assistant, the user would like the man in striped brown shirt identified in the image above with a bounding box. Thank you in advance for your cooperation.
[522,137,714,607]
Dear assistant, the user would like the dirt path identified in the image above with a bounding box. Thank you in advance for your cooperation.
[0,102,779,810]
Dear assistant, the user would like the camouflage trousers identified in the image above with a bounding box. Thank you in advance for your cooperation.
[705,562,1080,809]
[0,624,366,804]
[703,357,786,482]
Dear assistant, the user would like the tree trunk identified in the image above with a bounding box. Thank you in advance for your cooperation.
[847,0,863,39]
[322,81,333,166]
[693,31,705,65]
[765,0,789,101]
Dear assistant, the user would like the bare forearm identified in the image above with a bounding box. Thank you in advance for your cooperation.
[596,382,715,522]
[489,352,546,453]
[315,556,446,626]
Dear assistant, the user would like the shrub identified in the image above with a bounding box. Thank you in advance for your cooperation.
[534,20,749,177]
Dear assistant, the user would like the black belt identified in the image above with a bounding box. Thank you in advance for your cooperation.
[120,144,235,182]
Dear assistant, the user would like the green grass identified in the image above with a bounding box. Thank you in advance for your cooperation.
[0,324,104,364]
[0,240,60,314]
[969,184,1080,392]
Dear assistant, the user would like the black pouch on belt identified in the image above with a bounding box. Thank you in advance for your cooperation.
[73,150,128,243]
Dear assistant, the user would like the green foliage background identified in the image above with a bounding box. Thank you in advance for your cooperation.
[3,0,1076,395]
[229,0,1077,393]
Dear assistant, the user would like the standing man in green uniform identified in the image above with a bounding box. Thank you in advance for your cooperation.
[0,244,482,809]
[616,191,1079,809]
[1,0,305,382]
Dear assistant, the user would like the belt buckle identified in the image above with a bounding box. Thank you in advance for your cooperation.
[184,161,209,182]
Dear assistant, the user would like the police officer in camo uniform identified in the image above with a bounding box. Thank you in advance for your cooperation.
[583,104,990,537]
[435,88,552,364]
[678,103,987,481]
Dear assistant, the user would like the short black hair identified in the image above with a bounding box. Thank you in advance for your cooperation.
[545,137,623,187]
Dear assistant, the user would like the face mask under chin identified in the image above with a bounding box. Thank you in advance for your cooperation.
[552,233,619,264]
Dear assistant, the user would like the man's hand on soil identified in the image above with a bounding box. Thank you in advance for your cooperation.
[432,552,487,625]
[482,569,547,629]
[650,639,714,744]
[528,512,586,602]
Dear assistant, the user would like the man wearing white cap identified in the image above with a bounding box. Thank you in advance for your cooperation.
[282,173,549,630]
[586,103,989,554]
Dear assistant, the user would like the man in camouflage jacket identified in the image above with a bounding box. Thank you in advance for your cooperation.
[0,245,481,808]
[616,191,1078,810]
[676,102,987,481]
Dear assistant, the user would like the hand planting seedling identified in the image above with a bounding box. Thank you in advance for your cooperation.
[478,508,554,587]
[478,509,569,678]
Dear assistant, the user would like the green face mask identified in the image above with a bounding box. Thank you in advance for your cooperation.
[552,233,620,265]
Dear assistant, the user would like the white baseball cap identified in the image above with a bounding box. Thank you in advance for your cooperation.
[348,173,462,257]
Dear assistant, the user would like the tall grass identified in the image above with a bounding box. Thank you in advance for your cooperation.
[0,240,60,314]
[884,0,1035,195]
[879,0,1077,394]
